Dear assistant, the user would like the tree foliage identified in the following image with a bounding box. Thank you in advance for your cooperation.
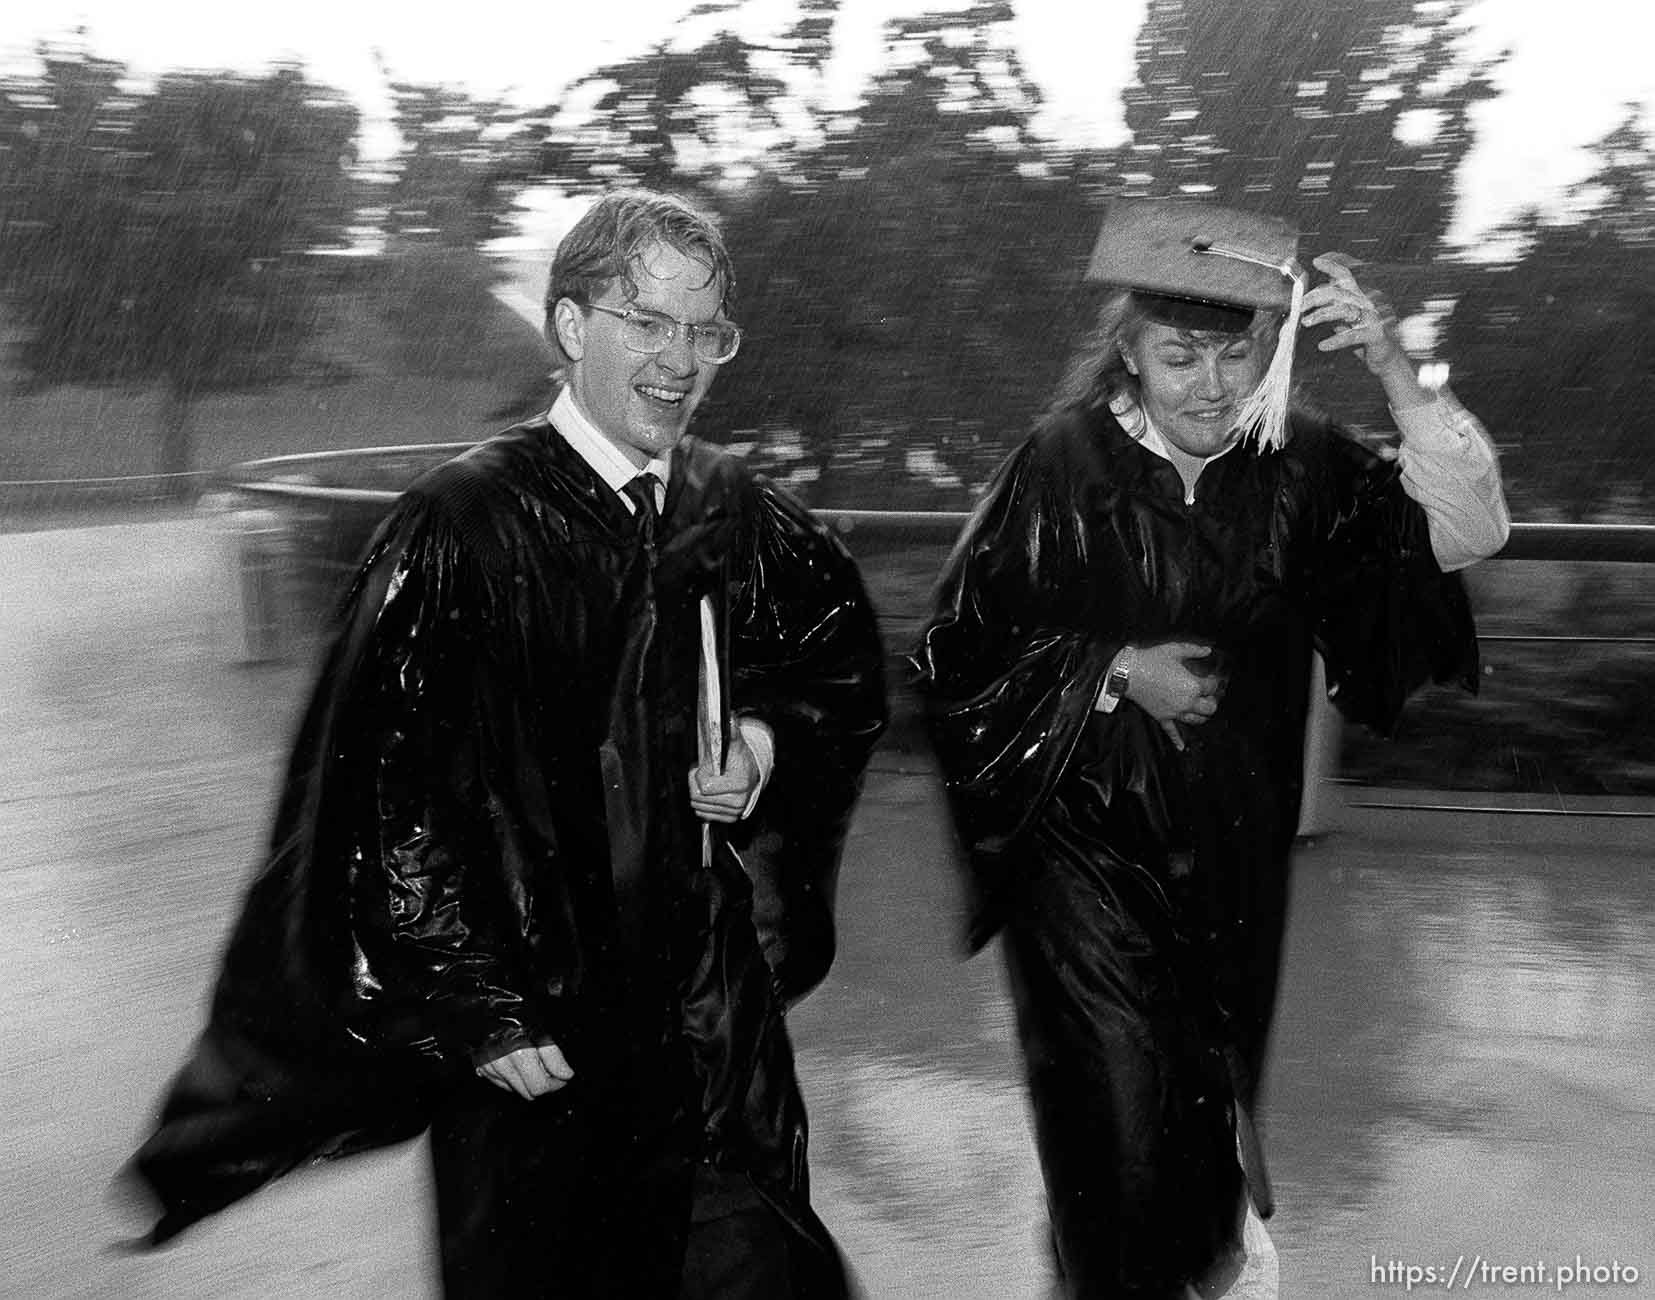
[1118,0,1498,260]
[531,0,825,194]
[370,73,548,382]
[378,72,536,249]
[509,0,1531,499]
[1112,0,1502,426]
[1440,106,1654,519]
[707,6,1103,504]
[0,48,359,475]
[525,3,1104,504]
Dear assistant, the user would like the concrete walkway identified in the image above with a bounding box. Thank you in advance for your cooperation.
[2,516,1650,1299]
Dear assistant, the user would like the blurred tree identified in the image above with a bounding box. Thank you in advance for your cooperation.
[373,71,547,382]
[1120,0,1498,258]
[510,0,1556,505]
[524,2,1103,505]
[531,0,804,194]
[0,47,137,381]
[0,49,359,482]
[1116,0,1502,424]
[709,5,1103,505]
[380,71,535,249]
[1439,105,1654,520]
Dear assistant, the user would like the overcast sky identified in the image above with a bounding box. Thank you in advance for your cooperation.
[4,0,1651,248]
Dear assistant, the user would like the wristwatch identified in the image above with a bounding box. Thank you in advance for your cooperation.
[1100,645,1135,712]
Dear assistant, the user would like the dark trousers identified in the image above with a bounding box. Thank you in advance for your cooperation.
[429,1070,796,1299]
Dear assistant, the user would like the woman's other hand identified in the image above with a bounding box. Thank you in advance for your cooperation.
[475,1042,575,1100]
[1122,639,1228,751]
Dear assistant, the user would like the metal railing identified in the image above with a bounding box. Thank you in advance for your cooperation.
[219,479,1655,568]
[211,440,1655,562]
[815,509,1655,566]
[213,449,1655,821]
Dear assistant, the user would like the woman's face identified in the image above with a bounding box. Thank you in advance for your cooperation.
[1121,321,1270,458]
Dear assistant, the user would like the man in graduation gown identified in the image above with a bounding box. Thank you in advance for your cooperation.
[129,190,886,1298]
[912,201,1509,1298]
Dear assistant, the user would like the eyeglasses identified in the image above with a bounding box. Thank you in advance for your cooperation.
[580,302,742,365]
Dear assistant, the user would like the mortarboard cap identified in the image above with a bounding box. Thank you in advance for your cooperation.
[1086,199,1299,310]
[1085,198,1307,452]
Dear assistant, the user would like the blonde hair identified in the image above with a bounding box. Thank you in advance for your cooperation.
[544,190,734,368]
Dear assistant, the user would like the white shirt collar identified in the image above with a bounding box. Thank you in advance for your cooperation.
[549,389,672,508]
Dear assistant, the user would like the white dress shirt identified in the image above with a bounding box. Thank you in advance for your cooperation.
[1391,390,1511,573]
[548,389,775,816]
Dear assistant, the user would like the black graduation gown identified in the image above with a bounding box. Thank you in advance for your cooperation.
[912,405,1478,1297]
[127,418,887,1296]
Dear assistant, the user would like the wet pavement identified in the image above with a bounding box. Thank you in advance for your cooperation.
[2,516,1651,1299]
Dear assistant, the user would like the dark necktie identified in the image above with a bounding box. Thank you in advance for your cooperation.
[623,472,660,550]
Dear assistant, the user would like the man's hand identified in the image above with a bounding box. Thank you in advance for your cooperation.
[1118,640,1228,751]
[475,1042,575,1100]
[688,730,760,824]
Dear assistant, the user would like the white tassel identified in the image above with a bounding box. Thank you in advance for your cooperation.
[1189,240,1306,454]
[1231,266,1304,453]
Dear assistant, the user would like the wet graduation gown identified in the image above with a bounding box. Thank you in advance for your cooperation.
[130,417,886,1296]
[913,405,1478,1296]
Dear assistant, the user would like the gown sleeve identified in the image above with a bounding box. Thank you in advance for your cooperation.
[127,481,558,1244]
[335,489,569,1064]
[910,438,1120,937]
[1306,427,1482,735]
[721,479,888,1004]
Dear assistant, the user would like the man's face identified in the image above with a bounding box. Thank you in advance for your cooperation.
[1122,321,1269,458]
[556,241,728,469]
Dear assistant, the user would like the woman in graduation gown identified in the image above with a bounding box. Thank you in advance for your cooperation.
[912,200,1509,1298]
